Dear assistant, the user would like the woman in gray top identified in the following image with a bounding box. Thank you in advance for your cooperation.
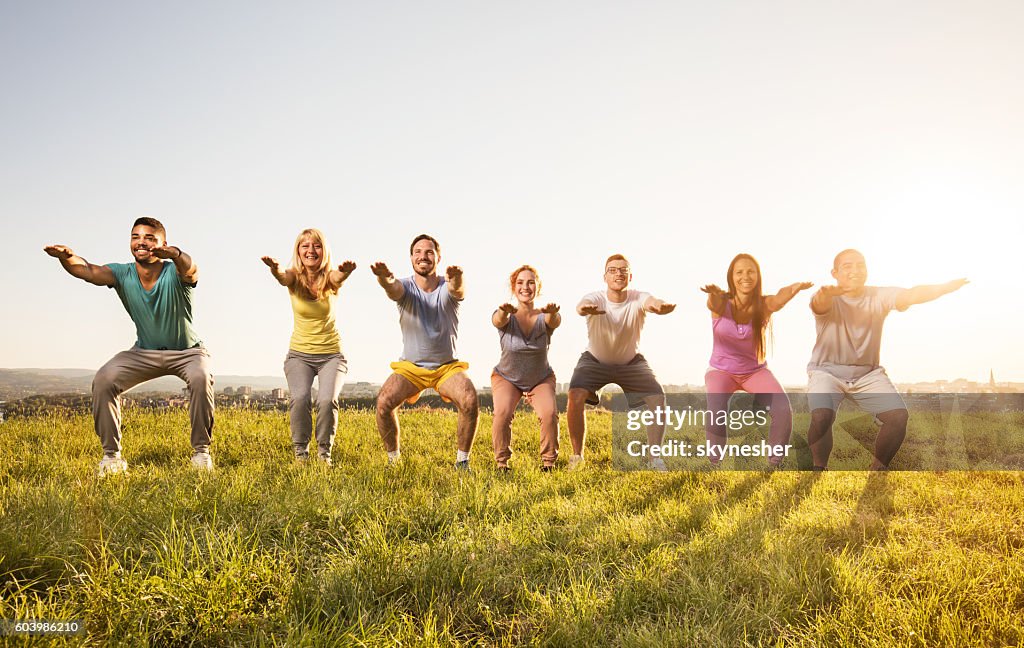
[491,265,562,471]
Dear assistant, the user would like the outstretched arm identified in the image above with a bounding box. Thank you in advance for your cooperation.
[577,298,605,316]
[153,245,198,284]
[541,303,562,330]
[261,256,296,288]
[446,266,465,300]
[371,262,405,301]
[810,285,851,315]
[492,303,517,328]
[43,245,115,287]
[765,281,814,312]
[700,284,727,315]
[895,278,968,311]
[643,295,676,315]
[328,260,357,289]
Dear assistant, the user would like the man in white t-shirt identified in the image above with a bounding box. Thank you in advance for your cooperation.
[807,249,968,471]
[567,254,676,469]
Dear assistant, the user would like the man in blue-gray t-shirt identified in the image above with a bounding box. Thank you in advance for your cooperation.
[806,248,968,471]
[45,217,215,476]
[370,234,479,469]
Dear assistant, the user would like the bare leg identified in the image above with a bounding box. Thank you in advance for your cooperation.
[566,388,590,456]
[871,408,909,470]
[642,394,666,446]
[807,408,836,469]
[375,373,420,453]
[437,372,479,453]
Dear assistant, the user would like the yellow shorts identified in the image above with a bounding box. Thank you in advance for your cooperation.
[390,360,470,404]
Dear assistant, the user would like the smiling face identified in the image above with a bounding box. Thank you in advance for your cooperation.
[130,225,165,264]
[832,250,868,291]
[297,236,324,271]
[604,258,631,291]
[725,253,763,300]
[290,228,331,278]
[410,239,438,277]
[730,258,759,296]
[513,269,538,305]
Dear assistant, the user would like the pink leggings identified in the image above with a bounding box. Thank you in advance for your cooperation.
[704,367,792,465]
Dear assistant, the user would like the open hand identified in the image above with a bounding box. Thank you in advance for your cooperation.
[650,302,676,315]
[338,260,357,274]
[791,281,814,292]
[370,262,392,278]
[44,245,74,260]
[498,303,518,314]
[261,256,280,272]
[946,278,969,291]
[446,266,463,281]
[579,303,606,316]
[151,245,181,259]
[540,303,560,314]
[701,284,725,296]
[819,284,851,297]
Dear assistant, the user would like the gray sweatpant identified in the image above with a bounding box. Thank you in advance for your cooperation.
[283,350,348,457]
[92,346,215,454]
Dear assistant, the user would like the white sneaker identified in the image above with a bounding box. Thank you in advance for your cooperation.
[568,454,585,471]
[648,457,668,472]
[98,453,128,477]
[190,451,214,471]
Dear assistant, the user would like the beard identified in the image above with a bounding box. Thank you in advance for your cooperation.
[414,263,435,277]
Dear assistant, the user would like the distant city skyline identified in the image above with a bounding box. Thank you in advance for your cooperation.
[3,2,1022,386]
[1,367,1019,403]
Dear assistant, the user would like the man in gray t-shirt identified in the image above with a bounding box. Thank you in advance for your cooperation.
[370,234,479,469]
[806,249,968,471]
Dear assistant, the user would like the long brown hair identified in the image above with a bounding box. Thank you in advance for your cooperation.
[725,253,773,362]
[288,228,338,300]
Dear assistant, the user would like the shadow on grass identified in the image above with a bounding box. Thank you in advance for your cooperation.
[848,471,895,548]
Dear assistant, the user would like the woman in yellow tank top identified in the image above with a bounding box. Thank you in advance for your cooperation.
[261,228,355,465]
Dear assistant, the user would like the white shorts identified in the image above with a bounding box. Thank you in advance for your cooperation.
[807,367,907,415]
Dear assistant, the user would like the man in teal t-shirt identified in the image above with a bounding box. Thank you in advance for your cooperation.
[45,217,215,475]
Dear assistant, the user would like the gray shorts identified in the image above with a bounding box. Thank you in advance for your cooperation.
[807,367,907,415]
[568,351,664,409]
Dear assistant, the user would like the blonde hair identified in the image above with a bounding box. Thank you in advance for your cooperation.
[509,264,541,297]
[288,228,337,299]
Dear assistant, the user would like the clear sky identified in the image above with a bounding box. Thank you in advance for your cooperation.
[2,1,1022,387]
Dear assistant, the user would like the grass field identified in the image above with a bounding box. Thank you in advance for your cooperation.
[2,408,1023,646]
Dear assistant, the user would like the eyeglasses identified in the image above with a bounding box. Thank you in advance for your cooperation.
[605,267,630,276]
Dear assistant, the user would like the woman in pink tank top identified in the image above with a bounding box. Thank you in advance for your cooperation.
[701,254,812,467]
